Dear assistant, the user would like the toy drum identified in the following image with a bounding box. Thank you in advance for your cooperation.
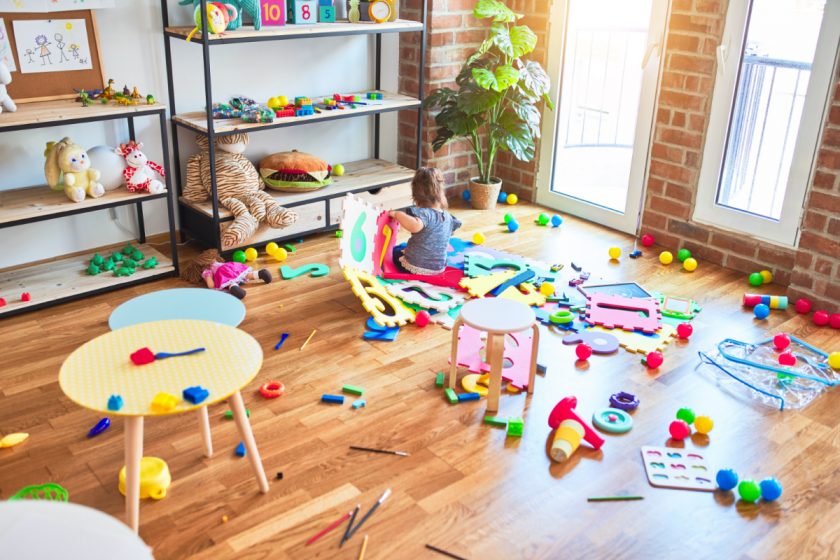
[743,294,788,309]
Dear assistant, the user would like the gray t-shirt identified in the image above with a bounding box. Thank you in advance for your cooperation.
[403,206,462,273]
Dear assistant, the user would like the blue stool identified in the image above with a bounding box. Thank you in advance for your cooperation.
[109,288,246,330]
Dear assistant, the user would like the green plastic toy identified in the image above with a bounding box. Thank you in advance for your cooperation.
[86,263,102,275]
[677,248,692,262]
[122,258,138,268]
[111,252,124,263]
[232,250,247,263]
[537,213,549,226]
[143,257,158,269]
[10,482,69,502]
[122,244,136,256]
[131,250,144,261]
[676,407,695,425]
[91,253,105,266]
[115,266,135,277]
[102,258,116,271]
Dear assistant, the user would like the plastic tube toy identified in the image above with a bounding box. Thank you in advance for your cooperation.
[547,396,605,463]
[550,419,584,462]
[743,294,788,309]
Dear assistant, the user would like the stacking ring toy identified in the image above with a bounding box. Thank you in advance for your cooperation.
[592,408,633,434]
[609,391,639,411]
[259,380,285,399]
[549,310,574,324]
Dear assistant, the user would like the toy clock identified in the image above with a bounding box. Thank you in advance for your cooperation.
[368,0,391,22]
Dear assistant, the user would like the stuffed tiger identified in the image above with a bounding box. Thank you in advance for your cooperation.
[183,133,297,249]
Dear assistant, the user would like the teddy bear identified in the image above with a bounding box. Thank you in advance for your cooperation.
[182,132,297,249]
[116,141,166,194]
[0,61,16,114]
[44,137,104,202]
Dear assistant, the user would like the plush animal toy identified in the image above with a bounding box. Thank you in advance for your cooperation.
[183,132,297,248]
[0,61,16,114]
[44,138,104,202]
[116,141,166,194]
[179,0,260,30]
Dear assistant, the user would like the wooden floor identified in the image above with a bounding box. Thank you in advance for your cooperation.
[1,201,839,559]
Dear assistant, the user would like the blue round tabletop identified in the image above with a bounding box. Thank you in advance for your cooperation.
[109,288,246,330]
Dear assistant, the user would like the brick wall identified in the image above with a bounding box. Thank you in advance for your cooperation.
[397,0,550,201]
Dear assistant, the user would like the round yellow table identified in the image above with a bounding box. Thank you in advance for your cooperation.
[59,319,269,533]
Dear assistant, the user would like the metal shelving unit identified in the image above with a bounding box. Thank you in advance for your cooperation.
[160,0,427,251]
[0,100,179,319]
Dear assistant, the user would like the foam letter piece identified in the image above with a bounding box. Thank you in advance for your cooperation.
[338,193,380,274]
[280,263,330,279]
[385,280,465,312]
[561,331,620,354]
[451,325,536,390]
[498,283,546,307]
[592,324,676,354]
[363,317,399,341]
[463,253,527,278]
[584,293,662,334]
[343,267,416,327]
[459,270,516,298]
[490,269,537,297]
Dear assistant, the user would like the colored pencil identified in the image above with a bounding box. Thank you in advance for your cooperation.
[300,329,317,351]
[339,503,360,548]
[425,544,469,560]
[305,511,351,546]
[345,488,391,541]
[349,445,410,457]
[587,495,644,502]
[358,534,369,560]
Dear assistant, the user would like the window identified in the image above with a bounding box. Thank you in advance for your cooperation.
[693,0,840,245]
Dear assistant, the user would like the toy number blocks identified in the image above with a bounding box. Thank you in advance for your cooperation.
[261,0,287,25]
[288,0,317,23]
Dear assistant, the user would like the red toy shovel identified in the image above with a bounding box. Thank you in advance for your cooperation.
[130,347,205,365]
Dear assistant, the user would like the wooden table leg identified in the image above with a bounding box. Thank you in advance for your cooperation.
[124,416,144,534]
[529,323,540,395]
[198,406,213,458]
[486,333,504,412]
[447,318,463,389]
[230,390,269,494]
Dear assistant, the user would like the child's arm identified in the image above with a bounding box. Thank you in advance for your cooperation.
[389,210,424,233]
[450,214,463,232]
[201,269,215,289]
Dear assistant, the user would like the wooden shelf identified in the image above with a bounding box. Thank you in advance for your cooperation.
[172,90,420,135]
[164,19,423,44]
[179,158,414,220]
[0,186,167,228]
[0,243,173,319]
[0,99,166,132]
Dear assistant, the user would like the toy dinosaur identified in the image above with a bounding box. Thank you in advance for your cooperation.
[178,0,261,30]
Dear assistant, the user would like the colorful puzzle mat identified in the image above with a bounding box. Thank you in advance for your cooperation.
[451,325,535,389]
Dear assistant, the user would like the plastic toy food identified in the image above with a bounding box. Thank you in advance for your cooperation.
[748,272,763,287]
[813,310,829,326]
[645,351,663,369]
[669,420,691,440]
[259,151,333,192]
[415,310,431,327]
[794,298,812,314]
[575,343,593,360]
[773,333,791,350]
[507,193,518,205]
[753,304,770,319]
[676,323,693,339]
[737,479,761,503]
[472,232,486,245]
[693,415,713,434]
[716,468,739,491]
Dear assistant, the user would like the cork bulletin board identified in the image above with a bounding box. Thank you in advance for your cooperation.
[0,9,104,103]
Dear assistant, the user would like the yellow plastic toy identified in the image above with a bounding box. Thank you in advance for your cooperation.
[244,247,258,262]
[608,247,621,260]
[150,392,179,413]
[829,352,840,370]
[694,415,714,435]
[683,257,698,272]
[507,193,518,205]
[659,251,673,265]
[119,457,171,500]
[0,432,29,448]
[472,232,486,245]
[265,242,279,255]
[759,269,773,284]
[273,247,288,262]
[539,282,554,297]
[550,419,584,462]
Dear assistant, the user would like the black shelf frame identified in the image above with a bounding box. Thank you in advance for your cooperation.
[0,106,179,318]
[160,0,427,252]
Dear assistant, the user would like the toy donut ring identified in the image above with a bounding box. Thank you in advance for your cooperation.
[609,391,640,411]
[592,407,633,434]
[259,380,285,399]
[549,310,575,324]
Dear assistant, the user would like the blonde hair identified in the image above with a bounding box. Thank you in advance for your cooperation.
[411,167,447,209]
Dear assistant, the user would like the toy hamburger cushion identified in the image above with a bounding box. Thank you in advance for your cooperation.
[259,150,332,192]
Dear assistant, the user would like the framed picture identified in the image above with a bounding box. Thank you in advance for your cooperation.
[0,9,104,103]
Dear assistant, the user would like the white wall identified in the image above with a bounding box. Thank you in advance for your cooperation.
[0,0,399,268]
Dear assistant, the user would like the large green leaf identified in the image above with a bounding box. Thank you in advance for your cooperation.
[509,25,537,57]
[472,65,519,92]
[468,37,496,65]
[431,128,455,153]
[456,87,502,115]
[509,98,542,136]
[517,59,551,100]
[492,110,536,161]
[435,105,480,136]
[491,22,513,57]
[473,0,520,23]
[422,87,457,110]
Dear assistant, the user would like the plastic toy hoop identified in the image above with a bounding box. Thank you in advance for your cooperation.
[609,391,640,411]
[592,408,633,434]
[549,310,574,324]
[259,380,285,399]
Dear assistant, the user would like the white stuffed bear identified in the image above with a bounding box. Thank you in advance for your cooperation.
[0,61,16,114]
[116,141,166,194]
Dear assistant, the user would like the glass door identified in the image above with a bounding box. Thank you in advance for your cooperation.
[536,0,669,233]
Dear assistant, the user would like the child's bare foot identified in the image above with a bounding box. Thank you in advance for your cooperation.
[258,269,272,283]
[229,285,246,299]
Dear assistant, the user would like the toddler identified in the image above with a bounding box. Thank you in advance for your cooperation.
[389,167,462,275]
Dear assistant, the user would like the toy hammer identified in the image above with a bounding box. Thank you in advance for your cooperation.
[548,396,605,451]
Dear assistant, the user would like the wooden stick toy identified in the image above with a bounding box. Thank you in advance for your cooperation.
[587,495,644,502]
[358,534,369,560]
[300,329,317,351]
[305,510,352,546]
[425,544,469,560]
[349,446,410,457]
[130,347,205,365]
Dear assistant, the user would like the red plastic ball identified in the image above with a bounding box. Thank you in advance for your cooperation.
[641,233,655,247]
[813,310,830,326]
[773,333,791,350]
[676,323,693,339]
[645,351,664,369]
[415,310,431,328]
[669,419,691,440]
[830,314,840,329]
[575,343,593,360]
[795,298,812,314]
[778,351,796,366]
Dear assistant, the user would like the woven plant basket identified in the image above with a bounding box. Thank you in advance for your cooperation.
[469,177,502,210]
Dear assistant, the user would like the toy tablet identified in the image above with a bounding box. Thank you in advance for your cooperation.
[641,446,714,492]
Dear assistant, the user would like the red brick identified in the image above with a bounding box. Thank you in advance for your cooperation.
[430,14,462,29]
[650,160,693,184]
[642,211,668,231]
[822,127,840,149]
[455,29,486,43]
[429,31,454,46]
[652,142,684,162]
[685,75,712,96]
[814,258,835,276]
[812,170,837,190]
[683,241,726,266]
[799,231,840,259]
[688,114,706,132]
[773,270,791,287]
[647,177,666,195]
[649,195,690,220]
[724,254,764,275]
[828,218,840,237]
[657,108,671,125]
[661,72,685,90]
[659,90,705,112]
[756,246,796,270]
[447,0,476,9]
[710,231,758,257]
[807,190,840,212]
[685,150,700,168]
[695,0,722,13]
[672,111,687,128]
[667,33,701,52]
[790,271,815,291]
[829,106,840,126]
[660,128,703,149]
[670,13,720,35]
[671,0,693,12]
[817,148,840,170]
[428,64,462,81]
[794,251,813,269]
[802,210,828,232]
[665,183,694,203]
[667,219,710,242]
[669,53,715,75]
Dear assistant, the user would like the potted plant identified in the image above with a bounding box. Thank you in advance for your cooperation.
[423,0,553,209]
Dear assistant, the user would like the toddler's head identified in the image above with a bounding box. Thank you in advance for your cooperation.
[411,167,447,209]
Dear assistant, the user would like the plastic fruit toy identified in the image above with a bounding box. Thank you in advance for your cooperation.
[830,314,840,329]
[716,468,739,491]
[503,213,514,224]
[645,351,663,369]
[759,477,782,501]
[669,420,691,440]
[759,270,773,284]
[813,310,829,326]
[694,415,713,434]
[773,333,790,350]
[608,247,621,259]
[683,257,698,272]
[778,352,796,366]
[676,323,693,339]
[677,248,691,262]
[415,310,431,328]
[748,272,763,287]
[659,251,673,265]
[676,407,695,425]
[462,190,471,201]
[641,233,654,247]
[498,191,507,203]
[551,215,562,227]
[272,248,288,262]
[794,298,812,314]
[244,247,258,262]
[537,213,549,226]
[737,479,761,503]
[539,282,554,297]
[753,303,770,319]
[333,163,345,176]
[232,250,246,263]
[507,220,519,232]
[265,242,279,255]
[472,232,486,245]
[575,343,593,361]
[829,352,840,370]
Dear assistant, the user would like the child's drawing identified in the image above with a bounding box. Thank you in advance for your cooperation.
[0,19,15,71]
[2,0,114,11]
[13,19,92,74]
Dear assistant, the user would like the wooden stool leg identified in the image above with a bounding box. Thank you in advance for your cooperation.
[230,390,269,494]
[448,318,463,389]
[124,416,144,534]
[528,323,540,395]
[198,406,213,458]
[486,333,504,412]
